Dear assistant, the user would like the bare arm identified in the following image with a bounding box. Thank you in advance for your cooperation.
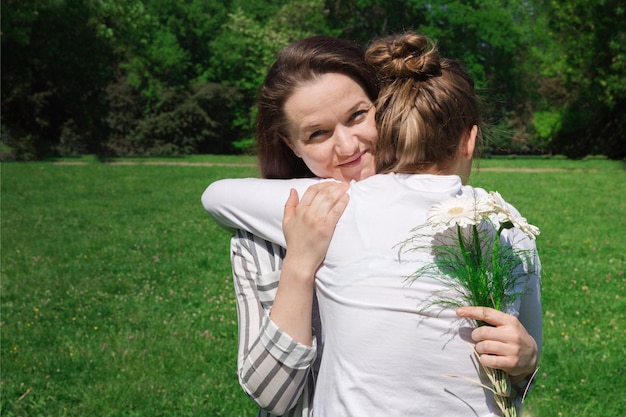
[270,183,350,345]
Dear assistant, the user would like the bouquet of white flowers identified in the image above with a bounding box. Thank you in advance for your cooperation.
[399,191,540,417]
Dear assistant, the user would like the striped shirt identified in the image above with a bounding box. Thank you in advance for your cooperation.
[230,230,321,416]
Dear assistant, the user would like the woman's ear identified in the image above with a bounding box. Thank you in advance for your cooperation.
[281,135,301,158]
[463,125,478,160]
[455,125,478,185]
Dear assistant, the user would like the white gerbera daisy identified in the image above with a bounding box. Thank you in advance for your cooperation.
[510,214,541,240]
[428,196,481,228]
[488,191,540,240]
[487,191,514,221]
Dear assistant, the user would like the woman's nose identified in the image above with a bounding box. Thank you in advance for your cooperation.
[334,127,359,155]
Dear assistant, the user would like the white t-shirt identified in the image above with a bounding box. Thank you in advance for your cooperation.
[202,173,542,417]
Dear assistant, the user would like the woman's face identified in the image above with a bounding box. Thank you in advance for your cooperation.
[283,73,377,182]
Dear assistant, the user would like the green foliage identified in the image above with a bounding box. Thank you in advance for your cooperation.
[534,0,626,158]
[206,0,334,136]
[1,0,624,159]
[532,111,562,143]
[325,0,425,42]
[95,0,229,99]
[403,221,530,313]
[105,80,242,156]
[326,0,547,154]
[416,0,541,154]
[1,0,115,159]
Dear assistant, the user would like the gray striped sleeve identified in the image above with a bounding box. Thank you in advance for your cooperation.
[230,230,316,416]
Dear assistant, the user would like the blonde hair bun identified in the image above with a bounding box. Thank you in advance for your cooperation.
[366,33,441,81]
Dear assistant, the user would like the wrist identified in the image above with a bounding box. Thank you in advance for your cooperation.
[281,255,318,286]
[510,368,539,401]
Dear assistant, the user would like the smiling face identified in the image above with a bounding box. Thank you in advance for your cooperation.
[283,73,377,182]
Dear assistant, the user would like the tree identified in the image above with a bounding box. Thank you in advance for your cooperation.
[3,0,623,159]
[537,0,626,158]
[206,0,334,149]
[94,0,241,156]
[325,0,424,43]
[1,0,116,159]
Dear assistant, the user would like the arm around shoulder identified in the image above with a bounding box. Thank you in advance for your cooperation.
[201,178,308,245]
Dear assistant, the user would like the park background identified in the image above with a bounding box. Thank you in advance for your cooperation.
[1,0,625,161]
[1,1,625,416]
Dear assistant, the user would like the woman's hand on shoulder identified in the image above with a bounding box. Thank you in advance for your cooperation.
[270,182,349,345]
[282,182,350,274]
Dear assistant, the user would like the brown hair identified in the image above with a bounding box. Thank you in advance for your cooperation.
[365,33,481,174]
[256,36,378,179]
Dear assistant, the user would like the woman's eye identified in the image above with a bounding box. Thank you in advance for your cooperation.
[350,109,368,122]
[307,130,326,141]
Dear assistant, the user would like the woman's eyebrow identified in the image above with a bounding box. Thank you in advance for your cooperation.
[345,100,371,115]
[300,122,322,134]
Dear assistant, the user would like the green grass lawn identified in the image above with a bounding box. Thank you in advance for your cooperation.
[1,156,625,416]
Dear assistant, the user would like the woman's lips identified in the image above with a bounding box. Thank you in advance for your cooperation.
[339,152,365,168]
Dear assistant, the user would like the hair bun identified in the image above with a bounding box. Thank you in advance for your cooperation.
[366,33,441,81]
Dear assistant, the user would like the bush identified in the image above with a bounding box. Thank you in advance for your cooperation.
[105,79,242,156]
[549,98,626,160]
[56,119,88,157]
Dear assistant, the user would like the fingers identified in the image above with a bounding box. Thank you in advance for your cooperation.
[283,188,299,226]
[474,334,517,355]
[457,306,538,376]
[281,182,350,274]
[456,306,515,327]
[282,182,349,229]
[299,182,349,209]
[324,186,350,225]
[475,347,520,371]
[282,182,350,240]
[474,335,538,376]
[296,182,350,225]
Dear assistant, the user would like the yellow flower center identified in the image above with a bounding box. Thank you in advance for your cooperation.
[447,207,464,215]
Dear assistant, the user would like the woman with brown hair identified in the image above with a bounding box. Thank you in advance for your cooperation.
[226,35,378,416]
